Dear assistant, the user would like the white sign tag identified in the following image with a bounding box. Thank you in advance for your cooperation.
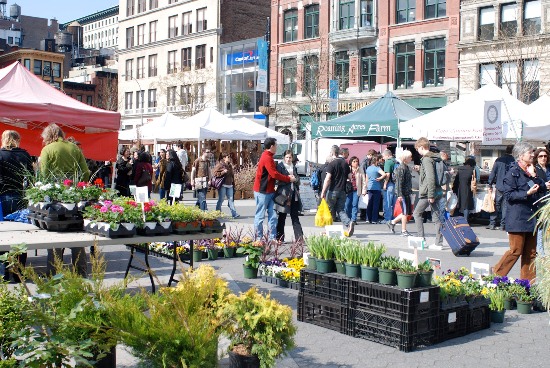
[169,184,182,200]
[135,186,149,203]
[448,311,457,324]
[419,291,430,303]
[129,185,137,195]
[325,225,345,238]
[471,262,490,276]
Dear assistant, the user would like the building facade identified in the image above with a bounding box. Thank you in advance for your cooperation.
[0,48,64,88]
[0,15,59,50]
[62,6,119,51]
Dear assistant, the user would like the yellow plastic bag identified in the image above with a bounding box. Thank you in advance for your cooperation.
[315,198,333,227]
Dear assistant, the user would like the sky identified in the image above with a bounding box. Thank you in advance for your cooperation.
[4,0,119,23]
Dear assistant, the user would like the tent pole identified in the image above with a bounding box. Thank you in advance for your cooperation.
[397,119,401,150]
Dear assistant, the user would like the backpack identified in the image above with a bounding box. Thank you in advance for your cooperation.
[435,160,451,187]
[310,168,322,191]
[136,167,152,187]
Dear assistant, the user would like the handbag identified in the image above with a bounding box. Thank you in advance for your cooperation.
[136,167,152,187]
[315,198,333,227]
[358,194,369,209]
[345,181,354,194]
[210,175,225,190]
[274,193,290,207]
[194,177,207,190]
[471,171,477,194]
[481,193,495,213]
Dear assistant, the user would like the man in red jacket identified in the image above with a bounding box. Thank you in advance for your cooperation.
[253,138,296,240]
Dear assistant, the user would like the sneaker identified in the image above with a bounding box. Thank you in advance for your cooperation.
[387,221,396,234]
[348,222,355,237]
[401,230,412,237]
[379,220,388,224]
[233,214,241,219]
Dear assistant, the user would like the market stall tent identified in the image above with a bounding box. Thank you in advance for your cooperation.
[521,94,550,141]
[400,84,526,141]
[0,61,120,160]
[201,116,289,143]
[310,91,423,140]
[118,112,185,143]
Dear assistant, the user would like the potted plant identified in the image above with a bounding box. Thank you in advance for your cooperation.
[396,259,417,289]
[313,236,335,274]
[360,242,385,282]
[170,203,202,232]
[341,241,362,278]
[417,260,434,287]
[58,179,82,209]
[235,92,250,113]
[219,287,296,368]
[378,256,400,286]
[487,288,507,323]
[236,240,265,279]
[304,235,319,271]
[333,242,346,275]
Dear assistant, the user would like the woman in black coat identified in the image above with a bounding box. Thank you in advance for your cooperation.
[452,158,476,222]
[493,142,546,283]
[115,147,132,196]
[275,150,303,243]
[533,148,550,255]
[163,149,184,201]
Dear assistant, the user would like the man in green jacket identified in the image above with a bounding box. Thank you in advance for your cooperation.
[413,137,447,250]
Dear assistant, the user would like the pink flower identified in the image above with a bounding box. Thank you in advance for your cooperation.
[77,182,87,189]
[100,206,108,213]
[63,179,73,187]
[111,205,124,213]
[103,200,112,207]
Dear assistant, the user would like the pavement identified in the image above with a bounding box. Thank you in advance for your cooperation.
[13,192,550,367]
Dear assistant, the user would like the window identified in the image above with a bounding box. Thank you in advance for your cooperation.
[8,36,13,44]
[23,59,30,70]
[479,63,497,87]
[397,0,415,24]
[136,90,145,109]
[425,0,446,19]
[126,0,135,16]
[149,21,157,42]
[182,11,192,34]
[181,47,192,70]
[335,51,349,92]
[195,83,205,104]
[523,59,539,103]
[125,59,133,80]
[303,55,319,95]
[395,42,415,89]
[197,7,207,32]
[87,96,93,105]
[169,15,178,38]
[284,9,298,42]
[210,47,213,63]
[282,58,297,97]
[149,0,158,9]
[181,85,191,104]
[137,24,145,45]
[138,0,146,13]
[500,3,517,37]
[168,50,177,73]
[148,54,157,77]
[524,0,541,35]
[360,0,373,27]
[148,89,157,107]
[339,0,354,29]
[424,38,445,87]
[33,60,42,75]
[167,86,177,106]
[361,47,376,91]
[479,7,494,41]
[137,57,145,78]
[196,44,206,69]
[125,92,133,110]
[500,62,518,98]
[126,27,134,48]
[76,95,83,102]
[305,5,319,39]
[43,61,51,77]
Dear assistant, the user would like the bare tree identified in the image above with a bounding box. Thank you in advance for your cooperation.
[95,72,118,111]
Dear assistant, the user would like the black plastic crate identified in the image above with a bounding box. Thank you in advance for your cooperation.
[297,294,349,335]
[436,305,469,342]
[349,280,440,322]
[299,269,350,304]
[467,305,491,333]
[348,309,437,352]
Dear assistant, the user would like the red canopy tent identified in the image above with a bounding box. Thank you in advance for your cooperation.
[0,61,120,161]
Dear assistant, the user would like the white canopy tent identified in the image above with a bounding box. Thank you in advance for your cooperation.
[400,84,526,141]
[118,112,187,143]
[522,94,550,141]
[200,116,289,143]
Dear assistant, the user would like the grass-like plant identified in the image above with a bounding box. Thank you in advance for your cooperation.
[341,241,362,265]
[379,255,401,270]
[397,259,417,274]
[360,242,386,267]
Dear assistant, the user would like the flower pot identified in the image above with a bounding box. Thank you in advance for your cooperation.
[192,250,203,263]
[504,298,517,310]
[144,221,157,230]
[360,265,379,282]
[334,260,346,275]
[490,309,506,323]
[83,219,91,227]
[307,256,317,270]
[207,249,219,260]
[201,220,214,228]
[316,259,334,274]
[396,272,417,289]
[243,265,258,279]
[417,270,434,287]
[61,202,76,211]
[228,350,260,368]
[378,268,397,286]
[121,222,135,231]
[159,221,171,229]
[344,263,361,278]
[109,223,120,231]
[516,300,532,314]
[224,247,236,258]
[279,279,289,288]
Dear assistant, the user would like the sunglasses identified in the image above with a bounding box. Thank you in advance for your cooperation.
[539,155,548,158]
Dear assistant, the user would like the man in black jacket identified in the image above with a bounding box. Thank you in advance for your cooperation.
[487,145,515,230]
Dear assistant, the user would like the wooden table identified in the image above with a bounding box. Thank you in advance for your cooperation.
[0,222,223,292]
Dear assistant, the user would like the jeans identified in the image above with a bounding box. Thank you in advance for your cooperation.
[366,190,381,223]
[489,190,507,228]
[47,247,88,277]
[196,188,208,210]
[345,191,359,222]
[462,209,471,222]
[276,199,304,242]
[254,191,276,240]
[383,182,396,222]
[325,190,351,227]
[413,196,445,245]
[0,194,27,280]
[159,188,166,200]
[217,186,238,217]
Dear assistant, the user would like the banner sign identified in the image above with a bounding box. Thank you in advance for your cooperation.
[329,80,339,113]
[311,121,397,139]
[256,39,268,92]
[226,50,259,66]
[482,100,502,145]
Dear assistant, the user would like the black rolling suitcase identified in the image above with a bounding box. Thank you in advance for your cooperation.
[441,216,480,256]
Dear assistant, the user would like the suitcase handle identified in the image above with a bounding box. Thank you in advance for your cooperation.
[453,224,470,229]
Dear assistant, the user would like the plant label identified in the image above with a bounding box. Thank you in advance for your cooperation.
[399,251,415,264]
[420,291,429,303]
[135,186,149,203]
[129,185,137,195]
[169,184,182,200]
[303,252,311,265]
[471,262,490,277]
[426,257,441,271]
[448,311,457,323]
[325,225,345,238]
[408,236,425,250]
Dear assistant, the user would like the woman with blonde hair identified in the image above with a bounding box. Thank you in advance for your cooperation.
[0,130,33,281]
[387,150,413,236]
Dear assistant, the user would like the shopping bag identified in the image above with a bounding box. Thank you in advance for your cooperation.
[358,195,369,209]
[315,198,333,227]
[393,199,413,221]
[481,193,495,213]
[446,191,458,212]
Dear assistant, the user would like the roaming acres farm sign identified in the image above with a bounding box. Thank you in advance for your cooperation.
[311,121,397,139]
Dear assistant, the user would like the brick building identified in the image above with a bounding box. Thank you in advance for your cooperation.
[0,15,59,50]
[63,68,118,111]
[0,48,64,88]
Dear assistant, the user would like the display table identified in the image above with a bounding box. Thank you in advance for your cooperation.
[0,222,223,292]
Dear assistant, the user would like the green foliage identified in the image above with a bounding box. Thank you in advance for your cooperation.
[219,287,296,368]
[0,285,31,358]
[379,255,400,270]
[417,260,433,272]
[236,241,265,268]
[341,240,363,265]
[488,288,507,311]
[235,92,251,110]
[360,242,386,267]
[397,259,416,274]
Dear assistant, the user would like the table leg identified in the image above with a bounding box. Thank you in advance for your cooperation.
[123,245,135,285]
[144,247,155,293]
[168,244,177,287]
[189,240,194,268]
